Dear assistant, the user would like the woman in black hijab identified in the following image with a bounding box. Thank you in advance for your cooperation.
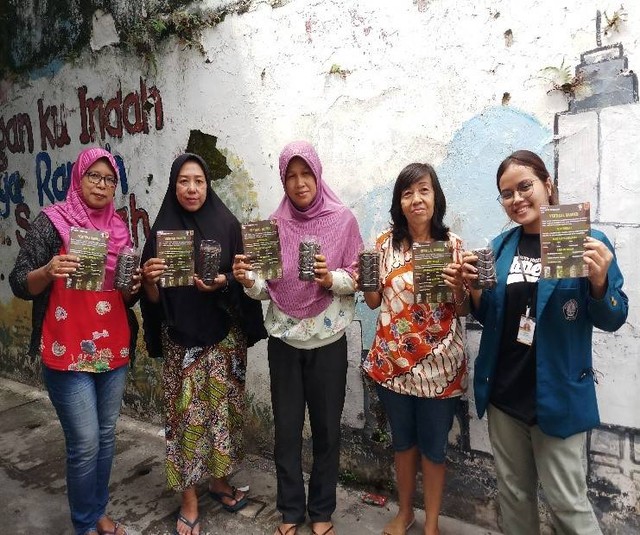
[140,153,266,535]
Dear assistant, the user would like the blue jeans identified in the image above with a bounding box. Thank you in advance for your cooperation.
[43,365,128,535]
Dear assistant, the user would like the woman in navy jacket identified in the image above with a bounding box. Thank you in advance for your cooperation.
[462,150,628,535]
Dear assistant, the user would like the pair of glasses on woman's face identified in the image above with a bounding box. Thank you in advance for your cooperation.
[497,179,534,204]
[85,171,117,188]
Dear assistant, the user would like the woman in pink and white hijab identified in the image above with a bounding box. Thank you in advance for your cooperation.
[234,141,363,535]
[10,147,138,535]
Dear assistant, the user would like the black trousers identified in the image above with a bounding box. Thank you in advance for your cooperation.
[268,335,348,524]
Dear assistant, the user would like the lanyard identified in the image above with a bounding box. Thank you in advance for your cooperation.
[516,246,537,317]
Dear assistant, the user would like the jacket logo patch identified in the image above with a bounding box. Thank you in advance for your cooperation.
[563,299,578,321]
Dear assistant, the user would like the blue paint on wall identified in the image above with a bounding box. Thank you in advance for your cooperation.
[28,59,65,80]
[353,106,552,350]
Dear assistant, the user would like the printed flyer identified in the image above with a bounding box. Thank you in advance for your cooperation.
[66,227,109,291]
[241,220,283,280]
[412,241,452,304]
[540,202,590,279]
[156,229,195,287]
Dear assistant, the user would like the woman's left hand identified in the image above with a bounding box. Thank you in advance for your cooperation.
[313,254,333,290]
[194,273,228,292]
[443,262,467,305]
[118,269,142,302]
[583,236,612,298]
[127,269,143,295]
[443,262,464,291]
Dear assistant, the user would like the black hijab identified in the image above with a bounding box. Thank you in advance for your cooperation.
[140,153,266,357]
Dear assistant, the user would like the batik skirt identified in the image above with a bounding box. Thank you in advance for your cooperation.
[162,324,247,491]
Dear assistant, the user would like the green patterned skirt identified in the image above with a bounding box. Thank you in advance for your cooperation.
[162,324,247,491]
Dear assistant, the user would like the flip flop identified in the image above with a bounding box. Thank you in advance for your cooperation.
[174,512,200,535]
[383,517,415,535]
[209,485,248,512]
[276,524,299,535]
[97,520,128,535]
[312,524,335,535]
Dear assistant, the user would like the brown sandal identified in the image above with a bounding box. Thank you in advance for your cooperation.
[276,524,299,535]
[97,518,128,535]
[312,524,335,535]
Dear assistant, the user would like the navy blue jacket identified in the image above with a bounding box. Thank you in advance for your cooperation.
[473,227,628,438]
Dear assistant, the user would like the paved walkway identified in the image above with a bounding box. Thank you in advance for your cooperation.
[0,377,500,534]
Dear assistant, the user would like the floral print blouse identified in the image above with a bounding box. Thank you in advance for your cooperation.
[40,267,130,372]
[245,269,356,350]
[362,230,467,398]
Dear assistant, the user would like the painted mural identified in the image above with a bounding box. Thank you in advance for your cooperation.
[1,0,639,531]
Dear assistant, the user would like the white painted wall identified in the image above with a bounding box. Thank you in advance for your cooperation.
[1,0,639,518]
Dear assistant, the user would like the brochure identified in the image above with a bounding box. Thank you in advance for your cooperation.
[66,227,109,291]
[241,220,283,280]
[156,229,195,287]
[540,202,590,279]
[412,241,452,304]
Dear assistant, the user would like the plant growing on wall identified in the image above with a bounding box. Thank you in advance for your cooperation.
[540,60,591,100]
[603,5,627,36]
[0,0,264,76]
[328,64,351,79]
[125,7,228,70]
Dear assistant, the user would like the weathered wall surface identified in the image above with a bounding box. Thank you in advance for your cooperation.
[1,0,639,531]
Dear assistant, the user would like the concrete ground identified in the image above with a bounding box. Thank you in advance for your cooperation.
[0,377,500,535]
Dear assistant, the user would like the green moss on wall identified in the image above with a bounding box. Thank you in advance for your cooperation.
[186,130,232,182]
[184,129,260,223]
[0,0,272,76]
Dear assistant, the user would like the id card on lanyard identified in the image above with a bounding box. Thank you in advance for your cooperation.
[517,306,536,345]
[515,248,536,346]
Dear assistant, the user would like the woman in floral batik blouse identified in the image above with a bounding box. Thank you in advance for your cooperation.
[10,147,138,535]
[362,162,468,535]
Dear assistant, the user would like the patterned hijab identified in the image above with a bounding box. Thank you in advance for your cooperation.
[268,141,363,319]
[42,147,131,290]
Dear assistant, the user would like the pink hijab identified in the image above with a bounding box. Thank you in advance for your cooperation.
[268,141,363,319]
[43,147,131,290]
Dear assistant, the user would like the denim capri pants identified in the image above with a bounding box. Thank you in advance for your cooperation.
[376,383,459,464]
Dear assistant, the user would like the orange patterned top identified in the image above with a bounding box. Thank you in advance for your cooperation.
[362,230,467,398]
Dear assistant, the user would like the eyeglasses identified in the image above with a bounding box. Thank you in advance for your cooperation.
[85,171,117,188]
[497,179,534,204]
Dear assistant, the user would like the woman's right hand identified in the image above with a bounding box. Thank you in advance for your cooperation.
[232,254,255,289]
[461,251,483,310]
[460,251,479,287]
[358,269,383,310]
[25,254,80,296]
[44,254,80,281]
[141,257,166,286]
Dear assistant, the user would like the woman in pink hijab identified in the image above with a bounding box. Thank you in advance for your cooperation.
[10,147,139,535]
[233,141,363,535]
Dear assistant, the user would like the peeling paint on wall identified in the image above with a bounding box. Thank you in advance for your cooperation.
[1,1,639,530]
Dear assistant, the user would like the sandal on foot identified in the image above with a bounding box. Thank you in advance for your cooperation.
[97,520,128,535]
[383,517,415,535]
[209,485,248,512]
[175,513,200,535]
[276,524,299,535]
[312,524,335,535]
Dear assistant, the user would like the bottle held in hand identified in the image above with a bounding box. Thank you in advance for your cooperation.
[198,240,222,285]
[114,246,140,291]
[299,237,320,281]
[471,247,497,289]
[359,250,381,291]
